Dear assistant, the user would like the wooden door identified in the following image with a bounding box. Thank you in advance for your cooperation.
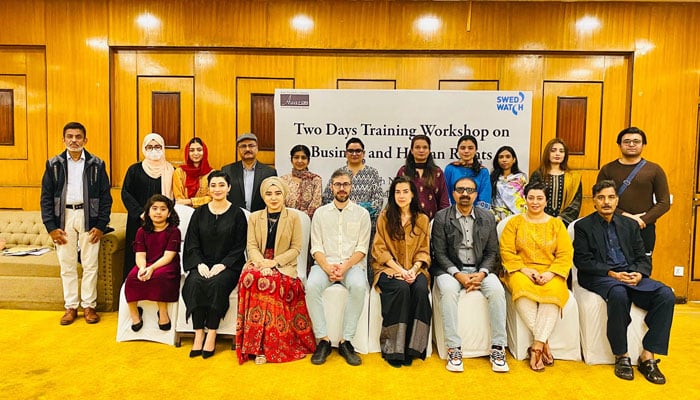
[689,107,700,300]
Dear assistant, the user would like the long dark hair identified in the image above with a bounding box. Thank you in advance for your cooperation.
[142,194,179,232]
[403,135,438,189]
[490,146,522,195]
[385,176,422,241]
[536,138,570,177]
[455,135,482,174]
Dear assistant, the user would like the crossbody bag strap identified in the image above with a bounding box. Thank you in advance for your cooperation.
[617,159,647,196]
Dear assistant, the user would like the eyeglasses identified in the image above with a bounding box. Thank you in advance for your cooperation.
[346,149,363,155]
[454,187,477,194]
[145,145,163,151]
[238,143,258,149]
[621,139,642,146]
[332,182,351,189]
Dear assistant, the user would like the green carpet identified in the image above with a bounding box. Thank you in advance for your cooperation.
[2,304,699,399]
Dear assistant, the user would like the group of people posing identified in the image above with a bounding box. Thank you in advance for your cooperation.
[41,123,673,384]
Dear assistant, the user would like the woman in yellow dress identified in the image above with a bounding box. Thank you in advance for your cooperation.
[500,181,573,372]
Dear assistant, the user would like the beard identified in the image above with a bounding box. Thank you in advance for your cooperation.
[334,192,349,203]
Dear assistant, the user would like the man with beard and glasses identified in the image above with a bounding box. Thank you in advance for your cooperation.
[41,122,112,325]
[222,133,276,212]
[306,169,371,366]
[431,177,508,373]
[574,180,674,384]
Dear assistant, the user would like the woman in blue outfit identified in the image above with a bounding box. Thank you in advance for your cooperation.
[444,135,491,209]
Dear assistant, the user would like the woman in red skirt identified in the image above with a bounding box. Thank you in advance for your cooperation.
[236,177,316,364]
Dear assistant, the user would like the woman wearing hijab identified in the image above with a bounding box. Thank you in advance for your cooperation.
[236,176,316,365]
[173,137,213,208]
[121,133,175,281]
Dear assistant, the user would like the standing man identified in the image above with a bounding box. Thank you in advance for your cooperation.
[41,122,113,325]
[306,169,371,366]
[222,133,276,212]
[597,127,670,256]
[431,177,509,373]
[573,180,674,384]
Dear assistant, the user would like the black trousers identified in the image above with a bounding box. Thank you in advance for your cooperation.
[640,223,656,257]
[377,273,431,361]
[606,283,674,356]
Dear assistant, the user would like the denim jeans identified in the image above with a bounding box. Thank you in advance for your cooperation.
[435,268,507,349]
[305,264,368,341]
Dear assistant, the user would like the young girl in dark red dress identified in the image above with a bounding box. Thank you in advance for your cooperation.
[124,194,181,332]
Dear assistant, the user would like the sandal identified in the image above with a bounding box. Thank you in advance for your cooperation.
[255,354,267,365]
[543,341,554,366]
[527,347,545,372]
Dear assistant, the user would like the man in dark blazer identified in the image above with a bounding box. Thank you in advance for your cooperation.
[222,133,276,212]
[573,180,674,385]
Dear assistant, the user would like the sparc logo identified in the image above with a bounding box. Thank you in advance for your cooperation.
[496,92,526,116]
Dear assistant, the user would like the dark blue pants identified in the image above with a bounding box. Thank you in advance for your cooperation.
[606,283,674,356]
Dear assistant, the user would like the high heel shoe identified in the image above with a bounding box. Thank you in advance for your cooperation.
[527,347,545,372]
[542,341,554,366]
[131,307,144,332]
[202,349,216,359]
[157,311,171,331]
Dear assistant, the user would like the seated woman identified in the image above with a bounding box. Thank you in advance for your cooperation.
[173,137,213,208]
[444,135,491,209]
[499,181,573,372]
[182,170,248,359]
[372,176,431,368]
[396,134,450,219]
[236,177,316,364]
[490,145,528,223]
[530,138,582,227]
[280,144,322,219]
[124,194,181,332]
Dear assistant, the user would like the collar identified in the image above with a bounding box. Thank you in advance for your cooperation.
[242,160,257,171]
[454,206,475,221]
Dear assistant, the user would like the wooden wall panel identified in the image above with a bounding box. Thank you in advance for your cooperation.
[111,51,138,190]
[0,76,26,159]
[192,52,237,170]
[45,0,109,174]
[0,89,14,145]
[236,77,294,166]
[0,0,44,45]
[439,81,499,91]
[137,77,193,164]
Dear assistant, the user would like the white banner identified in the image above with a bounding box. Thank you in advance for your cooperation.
[274,89,532,194]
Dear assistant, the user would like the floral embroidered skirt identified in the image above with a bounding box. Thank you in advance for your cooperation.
[236,267,316,364]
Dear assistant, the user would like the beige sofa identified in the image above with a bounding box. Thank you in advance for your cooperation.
[0,211,127,311]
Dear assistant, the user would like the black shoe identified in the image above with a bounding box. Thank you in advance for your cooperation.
[189,349,202,358]
[401,356,413,366]
[637,358,666,384]
[131,307,144,332]
[311,339,332,365]
[202,349,215,359]
[614,356,634,380]
[157,311,171,331]
[387,359,402,368]
[615,356,634,381]
[338,341,362,366]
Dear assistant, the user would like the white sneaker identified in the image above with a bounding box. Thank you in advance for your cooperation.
[446,347,464,372]
[490,346,509,372]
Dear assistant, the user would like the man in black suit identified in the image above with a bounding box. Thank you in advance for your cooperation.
[222,133,276,212]
[573,180,674,385]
